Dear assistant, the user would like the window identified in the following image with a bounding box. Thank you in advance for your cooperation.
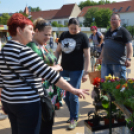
[113,8,115,11]
[58,21,62,24]
[121,19,125,25]
[119,7,123,12]
[115,9,118,12]
[126,6,131,11]
[64,20,68,26]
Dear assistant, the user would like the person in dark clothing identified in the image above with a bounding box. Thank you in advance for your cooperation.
[97,13,133,79]
[55,18,90,130]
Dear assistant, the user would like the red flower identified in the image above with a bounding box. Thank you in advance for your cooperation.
[93,77,101,86]
[116,84,120,89]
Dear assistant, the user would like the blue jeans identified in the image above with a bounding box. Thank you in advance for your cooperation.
[101,64,126,79]
[60,70,83,121]
[2,101,42,134]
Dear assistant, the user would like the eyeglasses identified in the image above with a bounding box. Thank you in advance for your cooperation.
[91,29,95,31]
[110,19,120,21]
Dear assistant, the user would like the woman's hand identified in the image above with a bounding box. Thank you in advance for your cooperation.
[72,88,89,99]
[51,64,63,71]
[82,71,89,83]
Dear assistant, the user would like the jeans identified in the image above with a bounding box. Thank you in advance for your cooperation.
[2,101,42,134]
[101,64,126,79]
[60,70,83,121]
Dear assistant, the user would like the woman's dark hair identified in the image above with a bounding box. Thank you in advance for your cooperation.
[33,18,51,32]
[68,18,79,26]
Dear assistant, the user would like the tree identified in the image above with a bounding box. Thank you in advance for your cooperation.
[78,0,115,10]
[51,21,59,27]
[30,6,42,12]
[51,21,64,27]
[0,13,11,25]
[83,7,112,27]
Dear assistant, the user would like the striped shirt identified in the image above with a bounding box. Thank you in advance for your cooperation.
[0,40,60,104]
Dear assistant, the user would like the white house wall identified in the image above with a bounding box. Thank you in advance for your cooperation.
[78,17,85,26]
[119,12,134,26]
[78,12,134,26]
[51,18,69,25]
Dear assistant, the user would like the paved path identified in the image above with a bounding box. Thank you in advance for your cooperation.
[0,58,134,134]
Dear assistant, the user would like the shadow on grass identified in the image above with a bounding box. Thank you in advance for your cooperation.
[0,128,11,134]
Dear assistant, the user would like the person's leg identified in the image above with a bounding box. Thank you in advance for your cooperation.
[101,64,113,79]
[69,70,83,121]
[40,112,54,134]
[112,64,126,79]
[2,101,42,134]
[60,70,70,109]
[2,101,18,134]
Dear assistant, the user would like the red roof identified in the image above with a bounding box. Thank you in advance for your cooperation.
[31,9,59,20]
[53,4,75,19]
[78,0,134,17]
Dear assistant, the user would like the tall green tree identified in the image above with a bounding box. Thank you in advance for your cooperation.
[0,13,11,25]
[83,7,112,27]
[30,6,42,12]
[79,0,115,10]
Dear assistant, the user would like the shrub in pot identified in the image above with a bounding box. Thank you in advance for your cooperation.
[101,95,116,125]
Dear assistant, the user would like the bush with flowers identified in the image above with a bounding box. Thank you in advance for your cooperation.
[99,74,134,132]
[100,74,134,110]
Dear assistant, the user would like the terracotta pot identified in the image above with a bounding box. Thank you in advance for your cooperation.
[104,117,114,125]
[117,116,125,123]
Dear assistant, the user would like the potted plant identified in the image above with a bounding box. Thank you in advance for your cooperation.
[126,113,134,134]
[88,110,101,126]
[115,109,125,123]
[101,95,116,125]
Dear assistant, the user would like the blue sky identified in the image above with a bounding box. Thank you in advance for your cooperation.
[0,0,129,13]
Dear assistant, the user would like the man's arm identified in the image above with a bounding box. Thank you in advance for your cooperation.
[125,42,133,68]
[126,42,133,58]
[82,48,90,83]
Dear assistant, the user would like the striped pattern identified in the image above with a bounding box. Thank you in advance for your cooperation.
[0,41,60,104]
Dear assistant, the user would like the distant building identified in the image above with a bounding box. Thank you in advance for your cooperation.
[78,0,134,26]
[30,3,81,26]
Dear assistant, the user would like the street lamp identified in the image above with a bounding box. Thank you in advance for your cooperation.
[92,17,95,26]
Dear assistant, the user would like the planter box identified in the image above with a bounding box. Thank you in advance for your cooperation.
[84,118,126,134]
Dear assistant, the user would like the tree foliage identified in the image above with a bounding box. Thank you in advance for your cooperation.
[83,7,112,27]
[51,21,64,27]
[30,6,42,12]
[0,13,11,25]
[79,0,115,10]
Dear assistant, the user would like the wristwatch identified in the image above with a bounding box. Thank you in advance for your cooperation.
[127,58,131,61]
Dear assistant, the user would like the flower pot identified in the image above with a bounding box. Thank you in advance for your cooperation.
[114,115,125,123]
[117,116,125,123]
[104,117,114,125]
[93,116,101,126]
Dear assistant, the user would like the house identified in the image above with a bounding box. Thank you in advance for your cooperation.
[51,3,81,26]
[31,9,59,21]
[78,0,134,26]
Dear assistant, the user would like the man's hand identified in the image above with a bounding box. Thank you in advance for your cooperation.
[96,58,102,64]
[125,59,131,68]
